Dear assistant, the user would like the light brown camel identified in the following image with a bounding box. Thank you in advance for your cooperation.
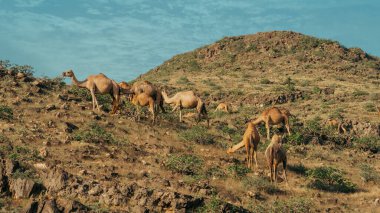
[326,118,347,134]
[215,103,229,113]
[265,134,288,184]
[62,70,120,113]
[161,90,209,127]
[227,122,260,171]
[119,81,165,113]
[251,107,291,140]
[131,92,157,123]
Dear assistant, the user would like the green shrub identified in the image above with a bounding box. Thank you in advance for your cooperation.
[68,86,92,101]
[74,123,115,144]
[288,163,308,176]
[243,176,282,194]
[352,89,369,97]
[197,196,222,213]
[0,105,13,121]
[179,126,214,145]
[176,76,191,84]
[227,163,250,178]
[272,197,314,213]
[260,78,271,84]
[359,164,380,183]
[286,132,305,145]
[205,166,225,178]
[363,102,377,112]
[166,154,203,175]
[312,86,321,94]
[307,166,357,193]
[354,137,379,153]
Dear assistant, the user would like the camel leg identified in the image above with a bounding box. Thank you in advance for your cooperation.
[250,148,254,171]
[265,121,270,140]
[283,160,288,185]
[284,116,291,136]
[179,108,183,123]
[254,149,258,170]
[273,163,278,185]
[149,102,155,124]
[269,163,274,183]
[90,89,97,111]
[246,146,250,169]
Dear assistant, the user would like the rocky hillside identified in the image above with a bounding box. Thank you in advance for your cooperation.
[0,31,379,212]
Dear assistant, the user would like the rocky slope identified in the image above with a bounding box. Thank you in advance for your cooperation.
[0,31,379,212]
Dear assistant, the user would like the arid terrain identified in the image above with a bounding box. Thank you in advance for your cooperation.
[0,31,379,212]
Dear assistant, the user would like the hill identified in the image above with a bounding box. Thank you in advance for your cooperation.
[0,31,379,212]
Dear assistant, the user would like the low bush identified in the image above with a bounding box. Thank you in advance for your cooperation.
[227,163,250,178]
[179,126,214,145]
[354,137,379,153]
[166,154,203,175]
[306,166,357,193]
[359,164,380,183]
[74,123,116,144]
[243,176,282,194]
[0,105,13,121]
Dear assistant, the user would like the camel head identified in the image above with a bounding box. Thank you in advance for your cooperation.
[62,69,74,78]
[271,134,282,144]
[226,147,233,154]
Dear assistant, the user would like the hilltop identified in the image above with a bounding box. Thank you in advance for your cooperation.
[0,31,379,212]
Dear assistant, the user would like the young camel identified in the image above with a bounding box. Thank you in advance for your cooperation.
[265,134,288,184]
[227,122,260,171]
[131,92,157,123]
[62,70,120,113]
[251,107,291,140]
[161,90,209,127]
[119,81,165,113]
[215,103,229,113]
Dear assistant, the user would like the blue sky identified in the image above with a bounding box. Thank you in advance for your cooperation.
[0,0,379,81]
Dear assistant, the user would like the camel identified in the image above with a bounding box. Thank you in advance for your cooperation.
[161,90,209,127]
[326,118,347,134]
[119,81,165,113]
[215,103,229,113]
[227,122,260,171]
[131,92,157,123]
[251,107,291,140]
[265,134,288,184]
[62,70,120,113]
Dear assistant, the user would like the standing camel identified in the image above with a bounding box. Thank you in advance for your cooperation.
[251,107,291,140]
[119,81,165,113]
[131,92,157,123]
[62,70,120,113]
[227,122,260,172]
[161,90,209,127]
[265,134,288,184]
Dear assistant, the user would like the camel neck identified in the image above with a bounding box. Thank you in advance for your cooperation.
[71,74,87,88]
[162,92,174,104]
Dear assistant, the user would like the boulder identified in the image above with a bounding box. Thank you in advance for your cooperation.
[10,178,39,199]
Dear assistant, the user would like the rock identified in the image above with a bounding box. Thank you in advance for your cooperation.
[43,140,51,146]
[88,185,103,196]
[10,178,40,199]
[56,198,89,213]
[33,163,48,170]
[43,167,69,192]
[374,198,380,206]
[65,122,78,133]
[23,200,39,213]
[6,159,20,176]
[78,170,87,176]
[46,104,56,111]
[39,199,60,213]
[39,147,48,158]
[60,103,70,110]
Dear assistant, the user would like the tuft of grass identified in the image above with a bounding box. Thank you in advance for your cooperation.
[179,126,214,145]
[74,122,116,144]
[288,163,308,176]
[363,102,377,112]
[166,154,203,175]
[354,137,379,153]
[260,78,271,84]
[359,164,380,183]
[0,105,13,121]
[352,89,369,97]
[306,166,357,193]
[176,76,191,84]
[243,176,282,194]
[227,163,250,178]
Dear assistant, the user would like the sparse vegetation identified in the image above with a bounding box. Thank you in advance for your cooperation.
[227,163,250,178]
[251,197,314,213]
[0,105,13,121]
[74,122,116,144]
[359,164,380,183]
[166,154,203,175]
[243,176,282,194]
[179,126,214,145]
[307,166,357,193]
[354,136,379,153]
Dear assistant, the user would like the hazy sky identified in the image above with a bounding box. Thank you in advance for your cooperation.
[0,0,379,81]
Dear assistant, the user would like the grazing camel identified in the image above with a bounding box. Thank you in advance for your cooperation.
[161,90,209,127]
[326,118,347,134]
[265,134,288,184]
[131,92,157,123]
[215,103,229,113]
[251,107,291,140]
[227,122,260,171]
[62,70,120,113]
[119,81,165,113]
